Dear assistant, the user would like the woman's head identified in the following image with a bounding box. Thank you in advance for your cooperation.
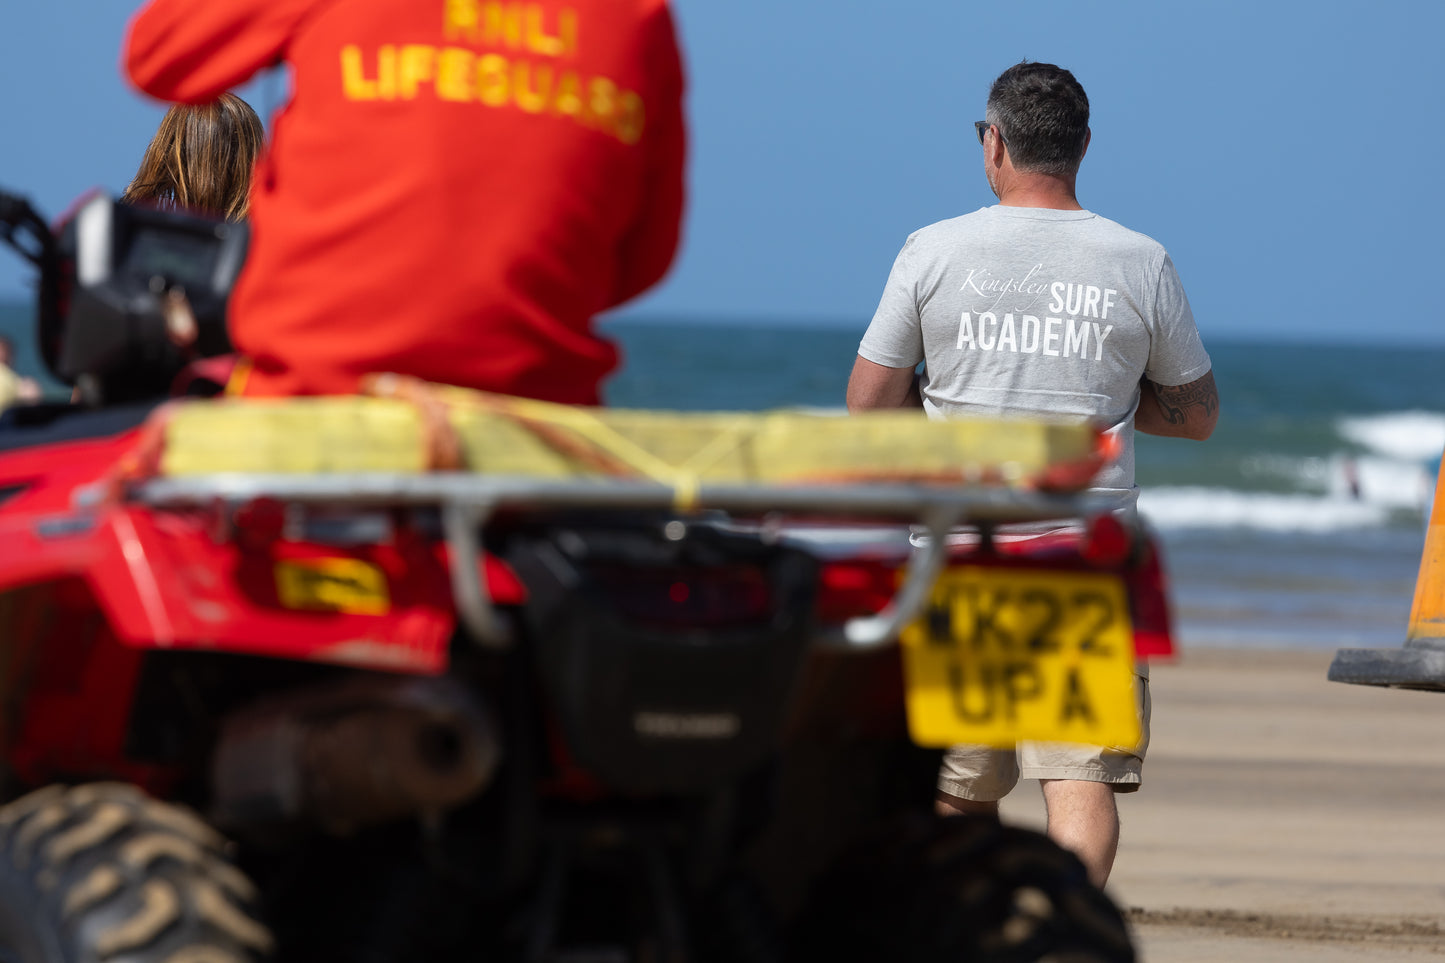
[121,92,264,220]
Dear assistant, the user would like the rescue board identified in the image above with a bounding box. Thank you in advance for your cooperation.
[153,375,1112,495]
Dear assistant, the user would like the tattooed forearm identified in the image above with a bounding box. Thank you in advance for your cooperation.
[1153,373,1218,422]
[1138,371,1219,439]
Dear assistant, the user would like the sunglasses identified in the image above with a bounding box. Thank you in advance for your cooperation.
[974,120,1007,147]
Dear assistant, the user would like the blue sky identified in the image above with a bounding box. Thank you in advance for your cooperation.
[2,1,1442,345]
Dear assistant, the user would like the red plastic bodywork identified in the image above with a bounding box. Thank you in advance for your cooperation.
[0,430,526,672]
[0,424,525,788]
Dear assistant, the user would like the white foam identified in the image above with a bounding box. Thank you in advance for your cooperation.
[1338,411,1445,463]
[1240,453,1333,489]
[1136,486,1392,533]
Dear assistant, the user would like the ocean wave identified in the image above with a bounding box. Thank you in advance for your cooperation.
[1337,410,1445,462]
[1136,486,1404,533]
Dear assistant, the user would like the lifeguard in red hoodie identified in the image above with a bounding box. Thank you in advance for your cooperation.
[124,0,686,404]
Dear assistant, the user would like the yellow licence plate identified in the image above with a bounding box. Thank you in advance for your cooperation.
[275,558,391,615]
[900,566,1139,749]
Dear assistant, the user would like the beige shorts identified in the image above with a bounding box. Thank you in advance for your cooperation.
[937,665,1151,800]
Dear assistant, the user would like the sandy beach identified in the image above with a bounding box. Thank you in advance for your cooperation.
[998,646,1445,961]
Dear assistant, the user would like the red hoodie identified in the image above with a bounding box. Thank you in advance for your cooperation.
[124,0,685,403]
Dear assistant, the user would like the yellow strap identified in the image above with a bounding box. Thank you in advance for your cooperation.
[455,391,733,509]
[224,356,253,397]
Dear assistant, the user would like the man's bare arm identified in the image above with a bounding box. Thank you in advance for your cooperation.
[1135,370,1219,440]
[846,356,922,412]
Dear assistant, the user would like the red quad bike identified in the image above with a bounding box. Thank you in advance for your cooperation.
[0,190,1174,963]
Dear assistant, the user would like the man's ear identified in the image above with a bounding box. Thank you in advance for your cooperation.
[1081,127,1092,159]
[988,131,1008,166]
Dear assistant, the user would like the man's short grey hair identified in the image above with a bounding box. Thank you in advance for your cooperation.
[985,61,1090,177]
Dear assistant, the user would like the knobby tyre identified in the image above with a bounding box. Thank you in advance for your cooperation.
[0,783,274,963]
[796,812,1136,963]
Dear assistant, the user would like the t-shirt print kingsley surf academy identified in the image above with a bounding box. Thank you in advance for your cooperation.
[859,206,1211,505]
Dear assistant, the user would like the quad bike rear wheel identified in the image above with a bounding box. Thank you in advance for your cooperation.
[798,812,1136,962]
[0,783,274,963]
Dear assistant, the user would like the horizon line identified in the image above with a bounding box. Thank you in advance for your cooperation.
[3,297,1443,351]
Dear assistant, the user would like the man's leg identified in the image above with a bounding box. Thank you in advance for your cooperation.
[935,745,1018,817]
[1039,778,1118,887]
[934,790,998,818]
[1025,669,1150,888]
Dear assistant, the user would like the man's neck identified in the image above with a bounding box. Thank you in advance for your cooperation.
[995,173,1084,211]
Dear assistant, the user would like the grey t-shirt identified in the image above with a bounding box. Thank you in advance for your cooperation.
[859,206,1211,505]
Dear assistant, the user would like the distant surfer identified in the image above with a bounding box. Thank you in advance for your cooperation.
[1342,456,1362,500]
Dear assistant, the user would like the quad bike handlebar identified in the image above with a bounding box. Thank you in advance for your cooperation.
[0,190,55,270]
[0,187,245,402]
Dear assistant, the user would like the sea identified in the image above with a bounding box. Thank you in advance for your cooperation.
[3,301,1440,654]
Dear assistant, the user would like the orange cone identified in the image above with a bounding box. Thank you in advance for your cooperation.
[1329,455,1445,690]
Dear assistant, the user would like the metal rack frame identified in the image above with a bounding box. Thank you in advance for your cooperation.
[132,473,1117,653]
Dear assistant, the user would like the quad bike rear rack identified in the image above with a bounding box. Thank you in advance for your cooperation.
[127,472,1119,653]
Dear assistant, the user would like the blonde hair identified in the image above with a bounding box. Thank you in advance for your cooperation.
[121,93,264,221]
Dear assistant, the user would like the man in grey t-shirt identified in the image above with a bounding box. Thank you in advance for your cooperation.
[847,61,1218,888]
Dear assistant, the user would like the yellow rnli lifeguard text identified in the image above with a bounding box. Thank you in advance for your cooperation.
[443,0,578,55]
[338,2,646,145]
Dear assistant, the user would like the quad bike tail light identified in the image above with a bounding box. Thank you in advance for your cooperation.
[230,497,290,549]
[814,559,898,624]
[1126,540,1176,659]
[1080,512,1135,567]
